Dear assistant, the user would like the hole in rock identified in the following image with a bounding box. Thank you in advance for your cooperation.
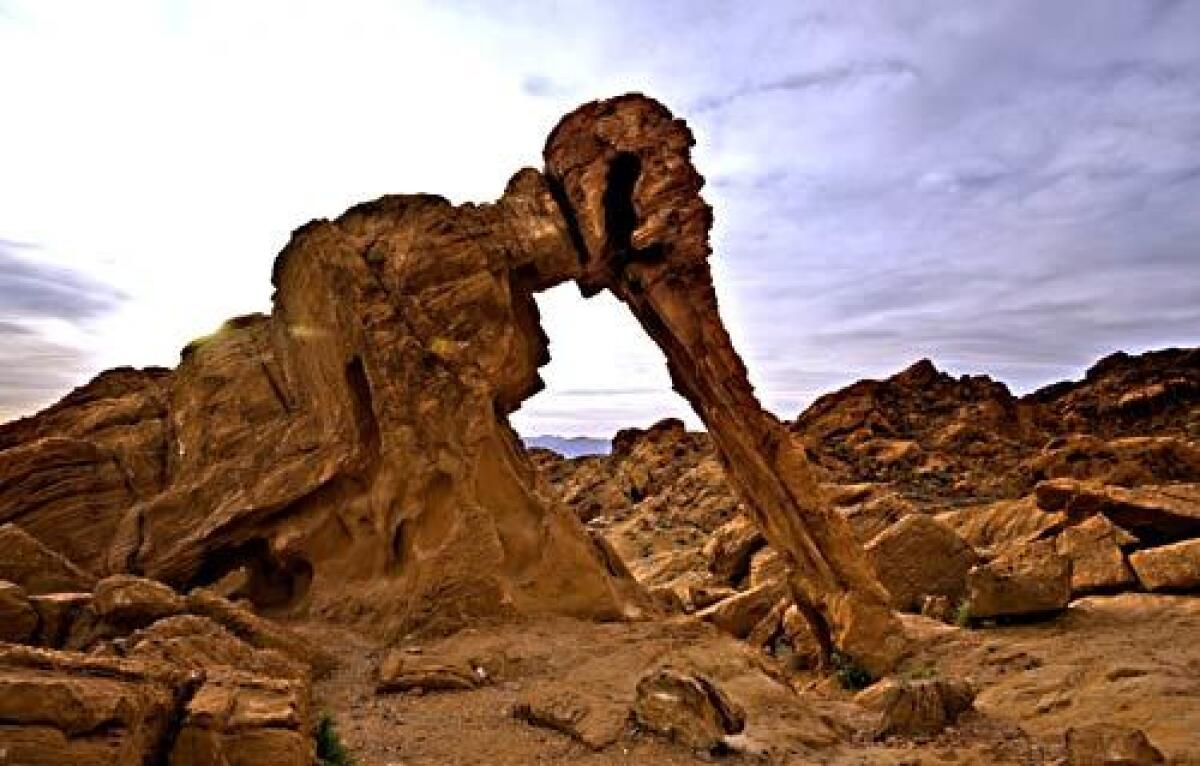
[193,538,313,612]
[509,284,698,450]
[603,152,665,269]
[345,355,381,471]
[390,519,411,574]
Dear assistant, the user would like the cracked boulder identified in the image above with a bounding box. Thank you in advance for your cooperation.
[93,574,186,630]
[1055,514,1138,594]
[865,514,979,612]
[0,645,189,766]
[966,540,1072,620]
[1129,539,1200,592]
[633,668,746,752]
[855,677,976,737]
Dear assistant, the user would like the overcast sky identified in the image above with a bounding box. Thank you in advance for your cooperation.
[2,1,1198,435]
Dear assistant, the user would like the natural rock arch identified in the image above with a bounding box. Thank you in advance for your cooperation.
[0,94,903,672]
[544,95,905,674]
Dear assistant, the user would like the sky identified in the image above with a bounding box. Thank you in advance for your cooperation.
[1,1,1198,436]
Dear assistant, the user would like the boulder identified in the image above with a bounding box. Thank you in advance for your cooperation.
[92,574,185,629]
[185,588,334,676]
[1064,723,1165,765]
[855,678,976,737]
[702,514,764,585]
[937,495,1065,554]
[0,644,188,766]
[512,686,629,750]
[865,514,979,611]
[168,671,313,766]
[0,580,38,643]
[966,540,1071,619]
[779,605,824,669]
[1035,480,1200,542]
[1128,539,1200,592]
[839,493,915,545]
[376,650,480,693]
[697,581,787,639]
[1055,514,1137,594]
[633,668,746,751]
[747,547,787,588]
[0,523,96,595]
[919,595,956,624]
[126,614,307,681]
[745,597,789,650]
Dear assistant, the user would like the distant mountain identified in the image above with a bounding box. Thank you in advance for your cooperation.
[522,434,611,457]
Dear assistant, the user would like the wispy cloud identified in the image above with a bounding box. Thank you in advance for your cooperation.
[2,0,1198,436]
[0,238,125,419]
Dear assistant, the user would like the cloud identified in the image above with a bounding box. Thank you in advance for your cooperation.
[3,1,1198,436]
[0,238,125,419]
[0,239,124,321]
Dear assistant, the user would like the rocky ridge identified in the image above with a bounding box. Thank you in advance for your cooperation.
[0,91,1196,763]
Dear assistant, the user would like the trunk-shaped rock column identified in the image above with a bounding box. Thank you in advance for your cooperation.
[544,94,907,676]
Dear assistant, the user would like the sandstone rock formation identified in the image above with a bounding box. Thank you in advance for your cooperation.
[544,94,906,675]
[0,94,904,675]
[0,171,642,642]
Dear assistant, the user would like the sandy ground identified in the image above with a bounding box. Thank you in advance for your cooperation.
[295,594,1200,765]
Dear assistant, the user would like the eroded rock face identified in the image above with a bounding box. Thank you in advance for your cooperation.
[1,169,643,641]
[544,94,906,676]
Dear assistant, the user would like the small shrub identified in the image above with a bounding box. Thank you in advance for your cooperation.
[316,711,355,766]
[831,650,873,691]
[901,662,939,680]
[954,599,973,628]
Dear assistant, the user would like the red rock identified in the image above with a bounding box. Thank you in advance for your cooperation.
[0,523,96,595]
[865,514,979,612]
[1128,539,1200,592]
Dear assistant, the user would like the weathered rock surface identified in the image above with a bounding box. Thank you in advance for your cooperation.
[0,368,170,573]
[1036,480,1200,543]
[633,668,746,751]
[1128,538,1200,591]
[698,581,787,640]
[1055,514,1137,594]
[28,592,92,647]
[126,614,307,681]
[1064,723,1165,765]
[511,687,631,750]
[1,170,644,643]
[966,540,1072,619]
[865,514,979,612]
[855,677,976,737]
[545,93,906,676]
[0,580,38,643]
[0,523,96,595]
[93,574,186,629]
[376,650,480,693]
[169,672,313,766]
[0,645,187,766]
[184,588,334,676]
[703,514,764,586]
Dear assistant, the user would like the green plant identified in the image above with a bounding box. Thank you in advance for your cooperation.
[954,599,973,628]
[901,662,939,680]
[830,650,873,691]
[316,711,355,766]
